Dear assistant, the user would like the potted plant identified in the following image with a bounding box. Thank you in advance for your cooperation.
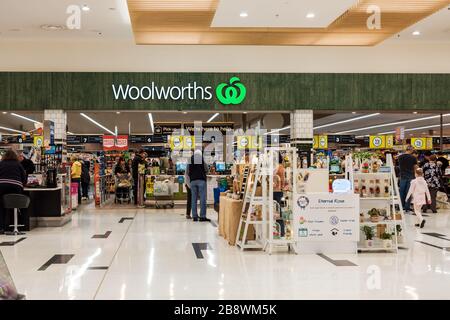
[359,213,365,223]
[381,232,393,249]
[396,225,404,244]
[368,208,381,223]
[362,226,374,247]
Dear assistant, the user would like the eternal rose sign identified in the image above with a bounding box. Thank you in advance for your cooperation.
[103,135,128,151]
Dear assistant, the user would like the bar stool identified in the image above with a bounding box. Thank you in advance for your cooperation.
[2,194,30,236]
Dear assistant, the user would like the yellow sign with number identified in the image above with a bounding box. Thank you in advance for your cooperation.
[412,137,433,150]
[237,136,250,150]
[369,135,386,149]
[183,136,195,150]
[313,135,328,149]
[169,135,184,150]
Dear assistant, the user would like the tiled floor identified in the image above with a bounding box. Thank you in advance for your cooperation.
[1,202,450,300]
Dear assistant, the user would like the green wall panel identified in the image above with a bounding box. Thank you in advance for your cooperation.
[0,72,449,112]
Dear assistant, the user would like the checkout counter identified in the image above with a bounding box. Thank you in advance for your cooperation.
[20,173,72,230]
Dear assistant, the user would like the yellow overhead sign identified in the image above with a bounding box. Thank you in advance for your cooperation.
[411,137,433,150]
[313,135,328,149]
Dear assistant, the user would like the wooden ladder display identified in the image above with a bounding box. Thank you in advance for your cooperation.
[236,157,267,250]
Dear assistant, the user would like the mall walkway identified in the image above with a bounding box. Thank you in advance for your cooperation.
[1,203,450,300]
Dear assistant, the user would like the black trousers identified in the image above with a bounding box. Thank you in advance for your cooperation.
[81,182,89,199]
[186,186,192,217]
[423,187,439,213]
[0,184,23,231]
[72,178,82,205]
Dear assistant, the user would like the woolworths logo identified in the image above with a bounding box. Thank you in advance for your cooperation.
[112,77,246,105]
[215,77,246,105]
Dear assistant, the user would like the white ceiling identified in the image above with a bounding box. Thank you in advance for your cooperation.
[0,0,132,40]
[211,0,358,28]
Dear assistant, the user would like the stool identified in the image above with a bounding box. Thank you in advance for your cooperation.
[2,194,30,236]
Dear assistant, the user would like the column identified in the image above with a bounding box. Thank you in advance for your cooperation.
[44,109,67,163]
[290,110,314,167]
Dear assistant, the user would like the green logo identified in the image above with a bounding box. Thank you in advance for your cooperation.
[216,77,246,105]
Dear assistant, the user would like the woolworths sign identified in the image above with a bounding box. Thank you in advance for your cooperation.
[112,77,246,105]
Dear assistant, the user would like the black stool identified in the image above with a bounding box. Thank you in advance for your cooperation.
[2,194,30,236]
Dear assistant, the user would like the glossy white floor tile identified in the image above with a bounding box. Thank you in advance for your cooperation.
[1,203,450,300]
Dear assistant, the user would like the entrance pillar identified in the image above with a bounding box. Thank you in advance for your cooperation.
[290,110,314,167]
[44,109,67,163]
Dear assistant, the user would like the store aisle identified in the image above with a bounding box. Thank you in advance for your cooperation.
[1,206,450,300]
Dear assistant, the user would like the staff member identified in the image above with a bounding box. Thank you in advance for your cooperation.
[0,150,27,234]
[71,156,82,205]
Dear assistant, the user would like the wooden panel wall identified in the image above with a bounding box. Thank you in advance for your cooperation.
[0,72,449,111]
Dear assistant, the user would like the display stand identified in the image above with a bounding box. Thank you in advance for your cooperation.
[263,147,298,255]
[356,154,406,252]
[235,158,267,250]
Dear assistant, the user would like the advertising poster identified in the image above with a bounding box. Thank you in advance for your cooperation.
[313,135,328,149]
[183,136,195,150]
[170,135,184,150]
[369,135,386,149]
[115,135,129,151]
[102,135,115,151]
[33,136,44,148]
[385,135,394,148]
[412,137,433,150]
[294,193,359,242]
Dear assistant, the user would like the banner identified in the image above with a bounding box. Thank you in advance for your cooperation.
[294,193,359,242]
[237,136,250,150]
[183,136,196,150]
[115,135,129,151]
[385,135,394,149]
[369,135,386,149]
[33,136,44,148]
[395,127,405,142]
[250,136,263,150]
[169,135,184,150]
[313,135,328,149]
[411,137,433,150]
[102,135,115,151]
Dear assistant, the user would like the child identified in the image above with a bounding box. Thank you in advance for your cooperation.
[406,168,431,228]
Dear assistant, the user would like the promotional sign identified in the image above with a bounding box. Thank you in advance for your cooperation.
[102,135,115,151]
[250,136,263,150]
[313,135,328,149]
[237,136,250,150]
[294,193,359,242]
[385,135,394,149]
[115,135,128,151]
[43,120,55,148]
[169,135,184,150]
[33,136,44,148]
[183,136,196,150]
[411,137,433,150]
[395,127,405,142]
[369,135,386,149]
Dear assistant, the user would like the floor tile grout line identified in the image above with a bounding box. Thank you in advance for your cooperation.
[92,210,139,300]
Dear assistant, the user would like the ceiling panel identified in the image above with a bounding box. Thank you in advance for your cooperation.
[128,0,450,46]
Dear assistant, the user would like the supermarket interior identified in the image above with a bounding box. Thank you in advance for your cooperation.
[1,0,450,303]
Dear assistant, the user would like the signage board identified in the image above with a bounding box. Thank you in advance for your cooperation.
[369,135,386,149]
[237,136,250,150]
[385,135,394,149]
[33,136,44,148]
[313,135,328,149]
[169,136,184,150]
[103,135,115,151]
[183,136,196,150]
[411,137,433,150]
[294,193,359,242]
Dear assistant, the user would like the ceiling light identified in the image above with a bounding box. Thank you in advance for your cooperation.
[0,126,26,134]
[10,112,41,124]
[80,113,115,135]
[148,113,154,133]
[2,112,7,114]
[240,12,248,18]
[207,113,220,123]
[82,5,90,12]
[115,126,118,136]
[314,113,380,130]
[412,30,421,36]
[413,111,418,114]
[352,112,356,114]
[379,123,450,135]
[243,112,248,114]
[306,12,315,19]
[116,111,121,114]
[264,126,291,135]
[334,113,450,134]
[183,111,188,114]
[67,132,75,135]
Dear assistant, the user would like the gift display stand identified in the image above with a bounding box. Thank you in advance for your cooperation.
[356,154,406,252]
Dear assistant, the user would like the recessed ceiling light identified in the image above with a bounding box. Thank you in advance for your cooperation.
[243,112,247,114]
[183,111,188,114]
[82,5,90,12]
[116,111,120,114]
[412,30,421,36]
[352,112,356,114]
[240,12,248,18]
[2,112,7,114]
[306,12,315,19]
[413,111,418,114]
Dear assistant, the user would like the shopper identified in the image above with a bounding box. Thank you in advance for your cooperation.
[437,151,449,174]
[132,150,146,205]
[18,152,35,177]
[184,168,192,219]
[186,149,209,222]
[398,145,418,213]
[71,156,82,205]
[114,157,130,176]
[422,154,442,213]
[273,153,286,236]
[406,168,431,228]
[0,150,27,234]
[81,157,90,200]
